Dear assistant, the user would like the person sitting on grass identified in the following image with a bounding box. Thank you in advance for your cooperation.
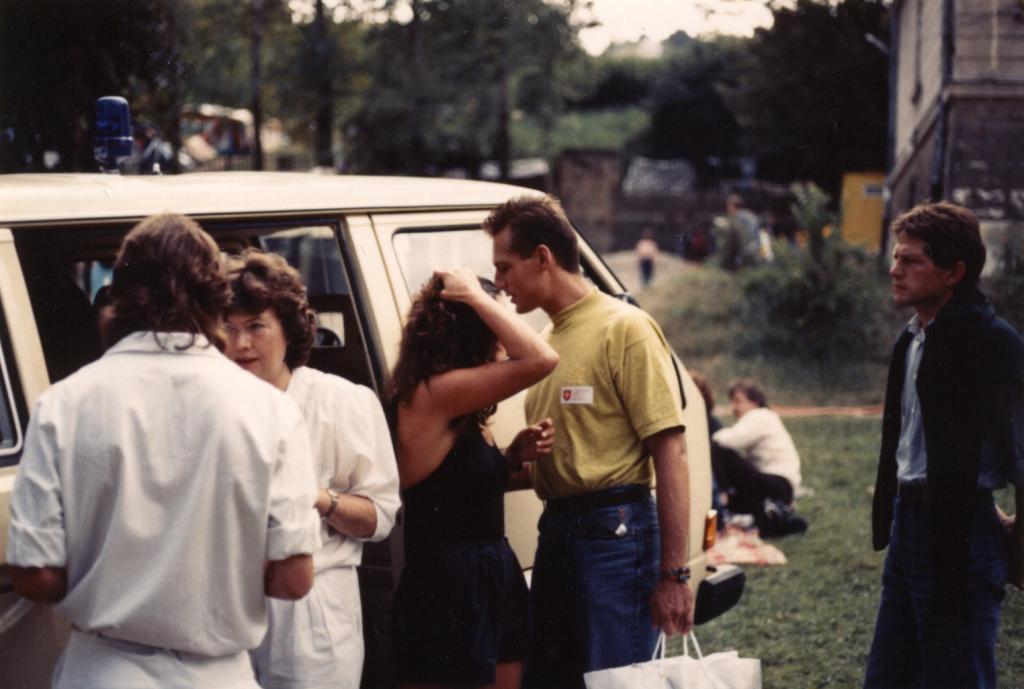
[711,379,807,537]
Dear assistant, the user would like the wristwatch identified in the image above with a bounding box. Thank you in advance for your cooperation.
[661,566,691,584]
[322,489,340,520]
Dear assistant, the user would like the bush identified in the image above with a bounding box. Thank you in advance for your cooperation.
[735,183,890,360]
[984,231,1024,332]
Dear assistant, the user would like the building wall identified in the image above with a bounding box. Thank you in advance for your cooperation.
[946,97,1024,222]
[554,149,620,253]
[893,0,945,164]
[889,119,939,220]
[954,0,1024,81]
[946,96,1024,265]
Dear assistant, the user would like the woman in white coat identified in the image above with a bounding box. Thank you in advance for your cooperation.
[224,249,401,689]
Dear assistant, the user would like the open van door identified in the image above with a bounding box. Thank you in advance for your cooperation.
[0,227,70,689]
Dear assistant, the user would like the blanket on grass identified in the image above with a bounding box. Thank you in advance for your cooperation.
[706,524,787,566]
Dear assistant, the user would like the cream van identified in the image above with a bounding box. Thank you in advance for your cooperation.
[0,171,742,688]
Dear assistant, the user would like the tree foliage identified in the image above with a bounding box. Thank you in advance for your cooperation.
[726,0,889,196]
[0,0,181,171]
[639,37,747,186]
[736,183,890,361]
[344,0,586,175]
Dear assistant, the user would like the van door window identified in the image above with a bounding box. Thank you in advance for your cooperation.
[392,228,552,331]
[259,226,376,389]
[0,311,25,465]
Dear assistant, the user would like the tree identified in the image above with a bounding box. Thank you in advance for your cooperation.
[726,0,889,196]
[0,0,182,172]
[345,0,587,176]
[639,37,747,187]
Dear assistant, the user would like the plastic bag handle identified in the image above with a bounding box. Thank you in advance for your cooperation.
[650,632,667,662]
[683,631,705,660]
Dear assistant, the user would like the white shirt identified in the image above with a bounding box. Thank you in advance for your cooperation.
[285,366,400,572]
[712,407,802,491]
[6,332,321,657]
[895,317,929,483]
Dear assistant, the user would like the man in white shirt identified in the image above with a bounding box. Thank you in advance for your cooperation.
[6,213,322,689]
[711,379,806,536]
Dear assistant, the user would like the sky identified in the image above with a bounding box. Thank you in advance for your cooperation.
[578,0,776,55]
[289,0,778,53]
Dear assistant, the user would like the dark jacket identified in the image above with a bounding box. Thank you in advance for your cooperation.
[872,288,1024,618]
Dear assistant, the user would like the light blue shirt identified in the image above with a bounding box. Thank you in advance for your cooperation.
[895,317,929,483]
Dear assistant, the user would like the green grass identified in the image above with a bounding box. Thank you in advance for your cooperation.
[613,257,1024,684]
[668,417,1024,687]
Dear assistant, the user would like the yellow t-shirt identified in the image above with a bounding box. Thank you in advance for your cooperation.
[525,289,685,499]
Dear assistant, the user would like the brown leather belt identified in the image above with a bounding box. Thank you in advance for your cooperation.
[545,484,651,515]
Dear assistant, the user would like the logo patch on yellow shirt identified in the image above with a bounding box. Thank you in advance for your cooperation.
[560,386,594,405]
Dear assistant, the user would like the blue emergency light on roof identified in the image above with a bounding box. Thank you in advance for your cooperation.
[93,96,133,172]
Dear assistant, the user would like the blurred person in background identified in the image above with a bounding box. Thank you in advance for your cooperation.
[225,249,400,689]
[712,379,807,537]
[634,228,659,288]
[7,214,320,689]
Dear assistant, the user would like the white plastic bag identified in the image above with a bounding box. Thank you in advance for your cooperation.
[672,633,761,689]
[583,633,761,689]
[583,634,675,689]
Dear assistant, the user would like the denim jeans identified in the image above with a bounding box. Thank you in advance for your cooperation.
[523,490,660,689]
[864,495,1008,689]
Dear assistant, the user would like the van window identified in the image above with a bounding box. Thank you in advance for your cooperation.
[16,221,376,391]
[392,228,551,331]
[0,312,25,465]
[392,228,497,295]
[258,225,377,389]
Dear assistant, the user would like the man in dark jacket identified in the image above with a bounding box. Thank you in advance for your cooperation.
[865,202,1024,689]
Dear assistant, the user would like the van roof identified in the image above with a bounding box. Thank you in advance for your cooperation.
[0,172,540,226]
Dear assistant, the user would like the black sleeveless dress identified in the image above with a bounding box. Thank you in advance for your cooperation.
[392,428,530,686]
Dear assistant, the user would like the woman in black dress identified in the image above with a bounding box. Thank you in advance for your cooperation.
[386,268,558,689]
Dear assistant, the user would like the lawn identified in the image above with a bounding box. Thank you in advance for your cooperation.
[608,256,1024,686]
[678,416,1024,688]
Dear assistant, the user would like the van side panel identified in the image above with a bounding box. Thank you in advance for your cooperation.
[0,230,50,407]
[0,228,70,689]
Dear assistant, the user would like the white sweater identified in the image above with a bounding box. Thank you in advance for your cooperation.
[712,407,802,491]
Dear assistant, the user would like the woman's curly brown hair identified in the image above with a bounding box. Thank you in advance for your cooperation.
[225,249,318,370]
[100,213,231,350]
[385,277,501,433]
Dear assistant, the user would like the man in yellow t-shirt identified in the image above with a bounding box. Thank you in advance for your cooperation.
[487,195,693,689]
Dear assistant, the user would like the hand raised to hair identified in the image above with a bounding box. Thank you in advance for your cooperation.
[433,268,487,304]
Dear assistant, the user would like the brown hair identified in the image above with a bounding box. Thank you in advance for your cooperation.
[891,201,986,287]
[728,379,768,408]
[483,194,580,272]
[226,249,318,370]
[689,370,715,413]
[100,213,230,350]
[385,277,501,433]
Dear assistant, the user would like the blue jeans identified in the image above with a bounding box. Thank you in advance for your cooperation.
[864,495,1008,689]
[523,489,660,689]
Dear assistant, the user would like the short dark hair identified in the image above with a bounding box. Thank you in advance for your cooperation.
[891,201,986,287]
[100,213,230,350]
[226,249,317,370]
[728,379,768,408]
[483,194,580,272]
